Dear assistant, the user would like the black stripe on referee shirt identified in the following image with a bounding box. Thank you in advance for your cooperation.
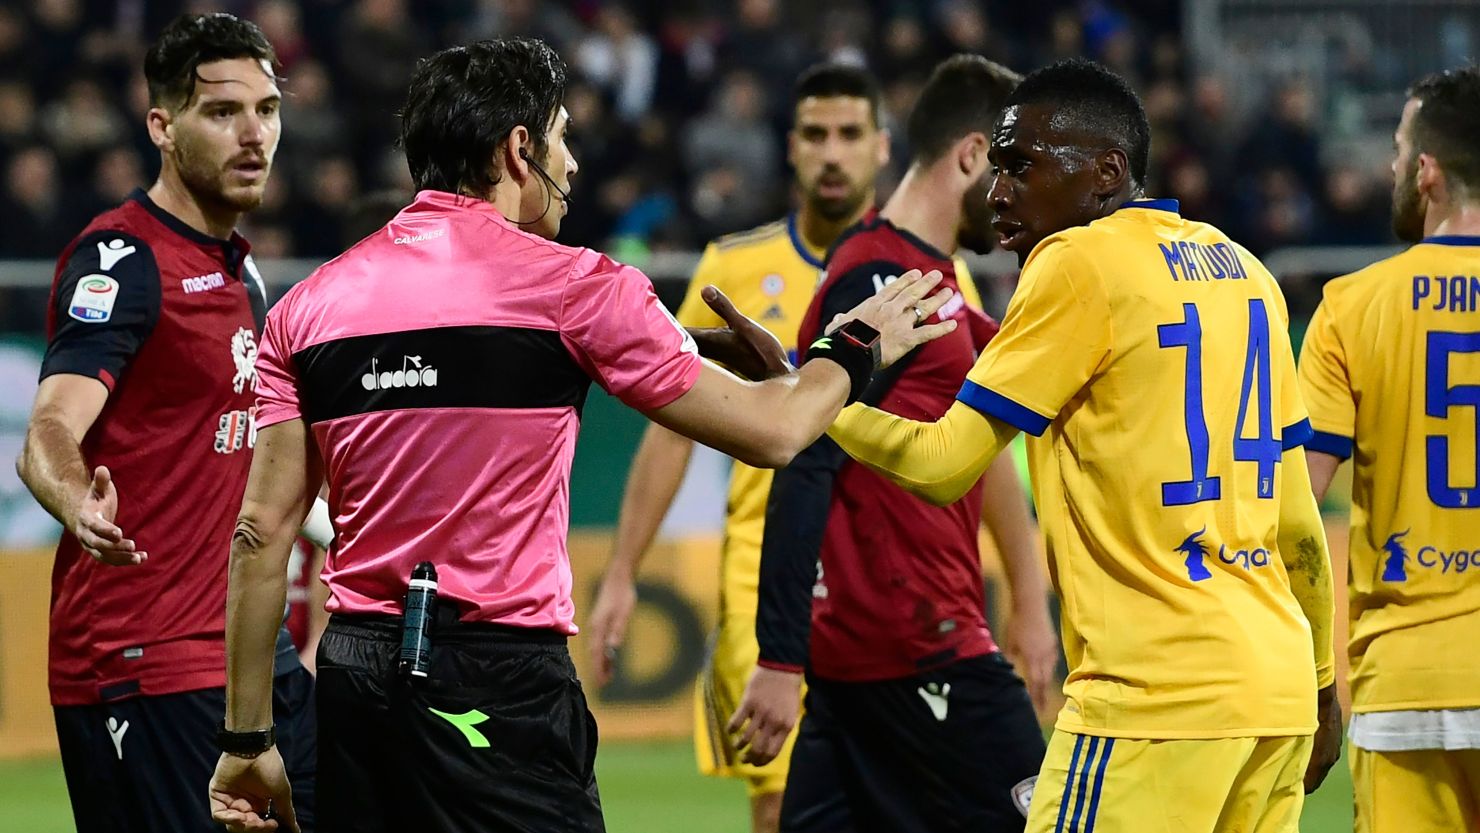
[293,325,591,424]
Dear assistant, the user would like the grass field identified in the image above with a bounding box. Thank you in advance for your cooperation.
[0,739,1354,832]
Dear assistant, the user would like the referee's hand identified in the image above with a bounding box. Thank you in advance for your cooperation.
[686,285,793,381]
[728,665,803,766]
[74,466,147,566]
[209,748,299,833]
[823,268,959,368]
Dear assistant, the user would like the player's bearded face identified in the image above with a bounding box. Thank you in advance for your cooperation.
[167,58,281,214]
[957,172,997,254]
[791,97,884,222]
[1390,100,1426,243]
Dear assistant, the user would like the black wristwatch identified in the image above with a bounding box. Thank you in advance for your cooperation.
[803,320,881,404]
[217,723,276,758]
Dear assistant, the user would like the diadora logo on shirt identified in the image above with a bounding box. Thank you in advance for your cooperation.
[182,271,227,293]
[1175,527,1272,582]
[1378,529,1476,581]
[362,355,438,390]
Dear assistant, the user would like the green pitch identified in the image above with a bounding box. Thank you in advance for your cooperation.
[0,741,1354,832]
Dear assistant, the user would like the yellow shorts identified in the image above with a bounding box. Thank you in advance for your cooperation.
[692,611,802,797]
[1353,746,1480,833]
[1026,730,1311,833]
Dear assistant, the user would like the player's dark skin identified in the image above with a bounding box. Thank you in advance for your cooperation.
[986,101,1344,794]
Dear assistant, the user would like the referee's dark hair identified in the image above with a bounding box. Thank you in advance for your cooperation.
[400,38,569,196]
[1004,59,1152,188]
[1408,65,1480,195]
[793,63,884,128]
[906,55,1020,164]
[144,13,277,110]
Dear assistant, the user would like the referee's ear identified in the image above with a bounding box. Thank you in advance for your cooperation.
[504,124,535,185]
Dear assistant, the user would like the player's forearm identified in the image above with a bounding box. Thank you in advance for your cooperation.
[16,416,91,527]
[827,400,1018,506]
[1306,450,1342,504]
[981,455,1048,614]
[225,506,300,730]
[606,424,695,581]
[1279,449,1337,688]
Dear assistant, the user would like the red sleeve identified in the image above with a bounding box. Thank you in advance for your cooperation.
[560,250,702,411]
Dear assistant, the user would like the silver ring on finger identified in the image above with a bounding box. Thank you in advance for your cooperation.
[913,305,926,325]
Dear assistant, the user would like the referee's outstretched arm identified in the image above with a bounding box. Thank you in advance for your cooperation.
[644,269,957,469]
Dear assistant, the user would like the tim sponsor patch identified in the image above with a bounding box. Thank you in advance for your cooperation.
[69,275,119,322]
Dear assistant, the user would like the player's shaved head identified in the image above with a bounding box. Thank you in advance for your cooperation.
[1407,66,1480,197]
[1001,59,1151,188]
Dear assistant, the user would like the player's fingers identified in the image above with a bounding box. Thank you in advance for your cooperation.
[82,513,125,543]
[91,465,112,495]
[701,285,742,324]
[726,702,751,735]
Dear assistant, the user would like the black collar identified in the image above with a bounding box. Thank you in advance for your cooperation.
[128,187,251,275]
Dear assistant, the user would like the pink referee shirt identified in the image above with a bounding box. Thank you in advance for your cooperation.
[254,190,701,633]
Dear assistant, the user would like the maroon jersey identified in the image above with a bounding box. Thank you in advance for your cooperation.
[758,217,1001,681]
[41,189,293,705]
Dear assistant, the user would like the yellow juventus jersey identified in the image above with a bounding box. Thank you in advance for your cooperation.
[674,214,981,611]
[960,201,1318,738]
[1298,235,1480,713]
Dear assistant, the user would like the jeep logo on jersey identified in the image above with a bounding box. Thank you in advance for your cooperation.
[69,275,118,322]
[361,355,438,390]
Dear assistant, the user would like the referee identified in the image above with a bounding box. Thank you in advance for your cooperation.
[208,38,952,833]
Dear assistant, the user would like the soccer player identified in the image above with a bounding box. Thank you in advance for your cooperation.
[584,62,890,832]
[729,55,1052,833]
[208,38,954,833]
[817,59,1342,831]
[15,13,318,833]
[1297,66,1480,833]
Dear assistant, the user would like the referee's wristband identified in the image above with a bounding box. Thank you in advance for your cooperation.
[803,320,881,405]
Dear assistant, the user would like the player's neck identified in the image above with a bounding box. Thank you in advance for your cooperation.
[796,197,872,254]
[1425,200,1480,238]
[879,164,959,254]
[147,174,239,240]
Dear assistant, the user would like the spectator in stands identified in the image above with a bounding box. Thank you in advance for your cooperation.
[1,146,70,257]
[576,3,659,124]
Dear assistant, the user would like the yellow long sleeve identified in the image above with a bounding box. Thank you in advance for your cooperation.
[826,399,1020,506]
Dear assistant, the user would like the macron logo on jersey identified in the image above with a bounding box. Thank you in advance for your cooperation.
[182,272,227,294]
[97,239,137,270]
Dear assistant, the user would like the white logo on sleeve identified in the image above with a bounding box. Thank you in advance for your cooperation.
[106,716,130,760]
[916,682,950,722]
[231,327,259,393]
[362,355,437,390]
[68,276,119,322]
[1011,775,1036,817]
[97,239,137,271]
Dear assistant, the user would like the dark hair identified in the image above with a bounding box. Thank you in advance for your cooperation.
[793,62,884,128]
[906,55,1021,164]
[144,13,277,109]
[1004,58,1152,187]
[1408,65,1480,194]
[400,38,568,195]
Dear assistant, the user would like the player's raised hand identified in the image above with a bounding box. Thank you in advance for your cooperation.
[827,269,958,368]
[74,466,146,566]
[586,573,638,687]
[728,665,803,766]
[1304,683,1343,793]
[209,748,299,833]
[685,285,794,381]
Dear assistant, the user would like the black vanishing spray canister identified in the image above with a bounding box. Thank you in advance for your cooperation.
[399,562,438,679]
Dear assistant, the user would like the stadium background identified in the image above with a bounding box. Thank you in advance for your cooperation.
[2,0,1475,829]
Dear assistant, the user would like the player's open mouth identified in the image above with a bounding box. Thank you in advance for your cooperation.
[231,160,267,179]
[817,178,851,199]
[994,221,1026,249]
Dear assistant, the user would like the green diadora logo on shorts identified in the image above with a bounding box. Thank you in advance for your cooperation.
[429,707,491,748]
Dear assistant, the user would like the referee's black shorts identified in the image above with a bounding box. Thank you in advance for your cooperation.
[781,651,1046,833]
[316,613,603,833]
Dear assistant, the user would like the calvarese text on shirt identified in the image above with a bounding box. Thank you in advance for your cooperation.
[1299,236,1480,714]
[254,190,702,633]
[957,200,1319,738]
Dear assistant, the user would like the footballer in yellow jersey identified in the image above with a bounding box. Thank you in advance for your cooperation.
[1298,67,1480,833]
[586,63,891,833]
[823,61,1339,832]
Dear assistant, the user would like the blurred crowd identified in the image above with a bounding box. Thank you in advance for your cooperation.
[1,0,1396,268]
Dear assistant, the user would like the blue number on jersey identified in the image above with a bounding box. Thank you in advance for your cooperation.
[1424,331,1480,508]
[1158,299,1280,506]
[1158,303,1221,505]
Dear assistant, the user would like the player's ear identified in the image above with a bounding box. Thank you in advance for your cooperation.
[957,132,990,180]
[1094,148,1130,199]
[146,107,175,152]
[1415,152,1443,201]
